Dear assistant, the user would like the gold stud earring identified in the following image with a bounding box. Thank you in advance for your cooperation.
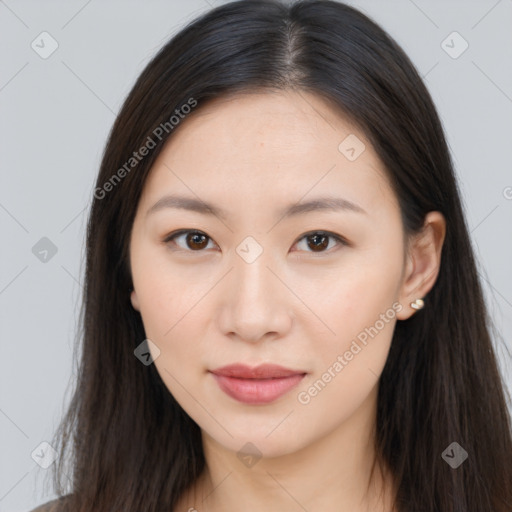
[410,298,424,310]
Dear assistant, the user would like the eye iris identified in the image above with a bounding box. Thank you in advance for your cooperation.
[307,233,329,252]
[186,232,208,250]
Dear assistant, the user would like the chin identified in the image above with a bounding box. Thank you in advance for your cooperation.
[201,421,309,460]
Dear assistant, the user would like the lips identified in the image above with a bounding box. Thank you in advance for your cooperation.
[210,363,305,379]
[209,364,307,404]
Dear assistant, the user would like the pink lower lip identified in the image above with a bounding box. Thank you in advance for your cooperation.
[211,373,306,404]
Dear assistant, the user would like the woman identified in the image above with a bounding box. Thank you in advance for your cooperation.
[32,0,512,511]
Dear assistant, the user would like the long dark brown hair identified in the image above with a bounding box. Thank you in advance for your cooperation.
[48,1,512,511]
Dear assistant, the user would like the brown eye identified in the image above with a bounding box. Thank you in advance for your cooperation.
[164,230,214,251]
[294,231,347,254]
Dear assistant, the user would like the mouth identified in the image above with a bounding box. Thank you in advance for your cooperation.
[209,363,307,404]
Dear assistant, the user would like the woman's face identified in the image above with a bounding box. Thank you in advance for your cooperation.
[129,90,412,457]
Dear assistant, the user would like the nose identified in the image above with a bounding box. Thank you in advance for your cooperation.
[217,247,293,343]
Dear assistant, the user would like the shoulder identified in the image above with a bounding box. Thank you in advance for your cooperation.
[29,495,71,512]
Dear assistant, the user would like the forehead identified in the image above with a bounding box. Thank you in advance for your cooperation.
[140,90,399,218]
[173,90,361,151]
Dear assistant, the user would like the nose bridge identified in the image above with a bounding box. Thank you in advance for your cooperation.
[233,234,276,303]
[218,234,291,341]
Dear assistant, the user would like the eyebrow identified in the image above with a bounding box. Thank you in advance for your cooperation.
[145,194,367,221]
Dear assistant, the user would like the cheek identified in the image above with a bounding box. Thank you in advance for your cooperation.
[134,274,173,340]
[132,258,212,379]
[131,241,195,336]
[308,243,403,369]
[295,267,400,422]
[135,274,204,402]
[326,249,401,314]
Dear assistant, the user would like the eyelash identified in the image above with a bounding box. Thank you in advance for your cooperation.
[163,229,348,255]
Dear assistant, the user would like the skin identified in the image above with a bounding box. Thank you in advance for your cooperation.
[129,90,446,512]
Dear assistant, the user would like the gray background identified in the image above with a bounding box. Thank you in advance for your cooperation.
[1,0,511,510]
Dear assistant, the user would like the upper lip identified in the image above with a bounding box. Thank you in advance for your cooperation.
[210,363,306,379]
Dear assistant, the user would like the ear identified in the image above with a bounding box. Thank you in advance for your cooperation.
[396,211,446,320]
[130,289,140,311]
